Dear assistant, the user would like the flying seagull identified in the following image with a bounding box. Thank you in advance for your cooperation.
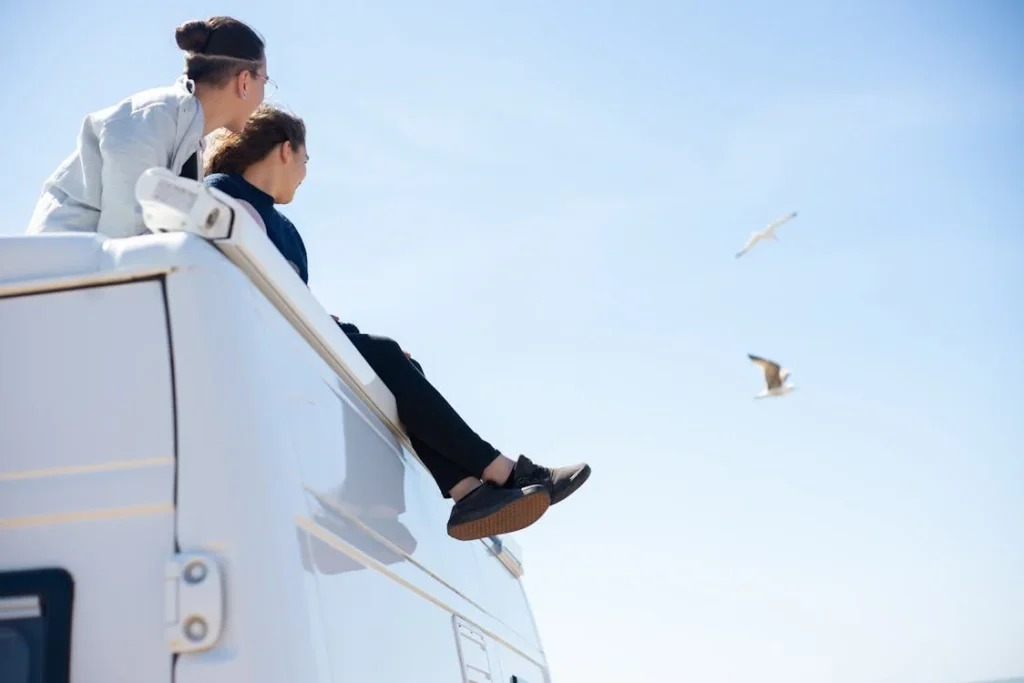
[735,211,798,258]
[748,354,797,399]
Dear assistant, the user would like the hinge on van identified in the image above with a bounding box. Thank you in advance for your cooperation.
[165,552,224,654]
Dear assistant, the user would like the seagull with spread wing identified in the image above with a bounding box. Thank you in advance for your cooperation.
[748,354,797,398]
[735,211,798,258]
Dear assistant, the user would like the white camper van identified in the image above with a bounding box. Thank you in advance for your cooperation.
[0,170,552,683]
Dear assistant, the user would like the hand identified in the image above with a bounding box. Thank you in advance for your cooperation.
[330,316,361,336]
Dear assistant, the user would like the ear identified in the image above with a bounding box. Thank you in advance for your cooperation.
[279,141,293,163]
[236,70,251,98]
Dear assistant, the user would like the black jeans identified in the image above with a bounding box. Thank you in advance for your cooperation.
[341,326,500,498]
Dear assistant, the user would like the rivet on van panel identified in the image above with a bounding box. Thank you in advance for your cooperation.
[184,617,208,642]
[183,562,207,584]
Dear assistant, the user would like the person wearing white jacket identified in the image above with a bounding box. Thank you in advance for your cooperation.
[27,16,274,238]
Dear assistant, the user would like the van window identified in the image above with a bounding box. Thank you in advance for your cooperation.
[0,569,74,683]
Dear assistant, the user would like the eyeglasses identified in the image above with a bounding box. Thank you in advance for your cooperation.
[249,70,278,99]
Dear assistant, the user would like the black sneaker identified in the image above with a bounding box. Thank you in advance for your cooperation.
[447,482,550,541]
[504,455,591,505]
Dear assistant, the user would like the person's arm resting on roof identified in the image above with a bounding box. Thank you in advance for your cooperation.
[96,105,179,237]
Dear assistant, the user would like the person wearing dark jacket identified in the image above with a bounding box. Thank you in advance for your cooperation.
[203,104,591,541]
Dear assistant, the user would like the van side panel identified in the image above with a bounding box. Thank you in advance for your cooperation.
[471,542,548,649]
[288,368,472,683]
[164,261,549,682]
[162,265,325,683]
[165,262,471,682]
[492,642,551,683]
[0,280,177,683]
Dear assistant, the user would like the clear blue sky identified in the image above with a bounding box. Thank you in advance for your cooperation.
[3,1,1022,681]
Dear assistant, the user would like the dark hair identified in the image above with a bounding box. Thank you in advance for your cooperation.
[175,16,265,85]
[205,104,306,176]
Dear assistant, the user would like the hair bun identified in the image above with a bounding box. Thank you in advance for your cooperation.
[175,20,212,53]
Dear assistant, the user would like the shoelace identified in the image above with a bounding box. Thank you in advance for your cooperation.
[514,457,551,487]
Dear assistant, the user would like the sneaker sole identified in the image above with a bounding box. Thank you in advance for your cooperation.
[552,463,591,505]
[447,488,551,542]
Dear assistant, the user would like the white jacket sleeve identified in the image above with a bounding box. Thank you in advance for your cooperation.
[95,105,180,238]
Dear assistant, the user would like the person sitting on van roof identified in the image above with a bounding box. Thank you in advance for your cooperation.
[202,105,592,542]
[27,16,274,238]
